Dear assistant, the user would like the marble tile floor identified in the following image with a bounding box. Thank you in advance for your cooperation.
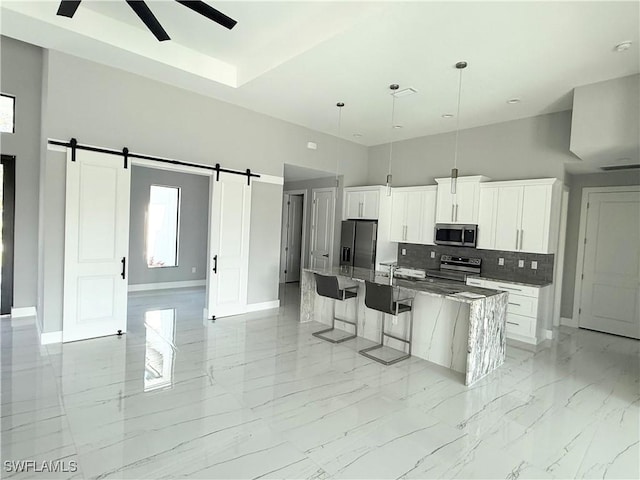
[1,284,638,479]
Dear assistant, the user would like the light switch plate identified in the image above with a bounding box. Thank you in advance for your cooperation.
[430,251,436,258]
[498,258,504,266]
[531,261,538,270]
[518,260,524,268]
[401,248,407,256]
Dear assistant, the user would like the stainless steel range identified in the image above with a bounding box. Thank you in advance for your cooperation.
[425,255,481,283]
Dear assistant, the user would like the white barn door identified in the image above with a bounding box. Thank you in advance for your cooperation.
[206,173,251,318]
[63,149,130,342]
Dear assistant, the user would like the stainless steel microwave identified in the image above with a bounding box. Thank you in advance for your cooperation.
[434,223,477,247]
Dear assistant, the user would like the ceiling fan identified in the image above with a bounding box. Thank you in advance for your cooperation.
[56,0,237,42]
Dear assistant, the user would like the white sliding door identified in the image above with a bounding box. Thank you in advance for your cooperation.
[63,149,130,342]
[206,173,251,318]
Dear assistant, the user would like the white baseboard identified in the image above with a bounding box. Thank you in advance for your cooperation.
[245,300,280,313]
[128,280,206,292]
[41,331,63,345]
[11,306,37,318]
[560,316,579,328]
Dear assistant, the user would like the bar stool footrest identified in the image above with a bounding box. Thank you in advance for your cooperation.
[313,327,357,344]
[359,344,411,365]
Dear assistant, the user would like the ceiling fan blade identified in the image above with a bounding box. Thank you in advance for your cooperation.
[56,0,82,18]
[175,0,237,30]
[125,1,170,41]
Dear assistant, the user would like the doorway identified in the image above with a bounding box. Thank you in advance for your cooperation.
[310,187,336,270]
[280,191,306,283]
[0,155,15,315]
[574,186,640,339]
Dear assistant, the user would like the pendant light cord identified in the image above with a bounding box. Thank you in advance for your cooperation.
[453,66,464,170]
[388,94,396,178]
[335,103,344,188]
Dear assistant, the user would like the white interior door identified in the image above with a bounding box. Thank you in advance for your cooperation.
[63,149,130,342]
[285,194,304,282]
[579,191,640,339]
[310,188,335,270]
[206,173,251,318]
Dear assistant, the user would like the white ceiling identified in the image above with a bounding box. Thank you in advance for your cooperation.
[2,1,639,147]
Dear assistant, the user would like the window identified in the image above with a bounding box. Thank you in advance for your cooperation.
[146,185,180,268]
[0,94,15,133]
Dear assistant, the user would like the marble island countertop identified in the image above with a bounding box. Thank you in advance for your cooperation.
[304,266,502,304]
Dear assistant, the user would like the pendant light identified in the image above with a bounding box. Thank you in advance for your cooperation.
[335,102,344,188]
[451,61,467,195]
[386,84,399,196]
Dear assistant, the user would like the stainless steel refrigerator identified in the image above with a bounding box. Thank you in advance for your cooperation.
[340,220,377,270]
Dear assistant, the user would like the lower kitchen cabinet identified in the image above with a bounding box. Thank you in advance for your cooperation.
[466,277,553,344]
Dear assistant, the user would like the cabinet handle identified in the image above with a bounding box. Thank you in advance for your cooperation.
[455,204,459,222]
[212,254,218,274]
[508,302,521,306]
[520,229,524,250]
[515,229,519,250]
[500,285,522,292]
[451,204,455,222]
[506,321,519,326]
[121,257,126,280]
[403,225,407,241]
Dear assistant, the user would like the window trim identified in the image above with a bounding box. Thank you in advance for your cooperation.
[146,184,181,269]
[0,93,16,134]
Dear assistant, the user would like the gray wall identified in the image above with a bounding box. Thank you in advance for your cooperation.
[0,37,42,311]
[38,50,368,332]
[128,166,209,285]
[283,175,343,276]
[367,111,573,186]
[561,170,640,318]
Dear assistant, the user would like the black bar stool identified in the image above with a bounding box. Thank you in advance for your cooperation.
[312,274,359,343]
[359,281,414,365]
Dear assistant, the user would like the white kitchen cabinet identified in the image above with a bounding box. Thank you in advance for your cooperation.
[435,176,490,224]
[343,187,380,220]
[479,179,560,254]
[466,277,553,345]
[390,186,437,244]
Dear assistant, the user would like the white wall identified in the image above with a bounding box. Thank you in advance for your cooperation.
[0,37,42,312]
[38,50,368,333]
[367,111,573,186]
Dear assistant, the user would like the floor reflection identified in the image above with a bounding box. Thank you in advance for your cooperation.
[144,308,176,392]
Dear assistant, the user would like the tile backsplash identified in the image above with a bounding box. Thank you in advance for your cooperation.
[397,243,554,285]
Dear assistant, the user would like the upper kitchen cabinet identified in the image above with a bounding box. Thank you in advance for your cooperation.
[390,186,437,244]
[477,179,562,254]
[343,187,381,220]
[435,176,490,224]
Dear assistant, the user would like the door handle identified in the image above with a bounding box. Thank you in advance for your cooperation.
[342,247,351,262]
[121,257,126,280]
[212,255,218,274]
[322,254,329,258]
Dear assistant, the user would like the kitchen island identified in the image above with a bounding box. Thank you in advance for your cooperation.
[301,266,508,386]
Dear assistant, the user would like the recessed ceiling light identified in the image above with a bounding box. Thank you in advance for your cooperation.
[507,98,521,104]
[442,114,454,118]
[393,125,403,129]
[352,133,363,138]
[614,41,632,52]
[392,87,418,98]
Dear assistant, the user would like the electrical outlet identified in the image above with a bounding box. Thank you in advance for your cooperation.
[531,261,538,270]
[498,257,504,266]
[401,248,407,256]
[518,260,524,268]
[192,267,196,273]
[430,251,436,258]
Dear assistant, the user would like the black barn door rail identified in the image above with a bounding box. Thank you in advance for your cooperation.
[48,138,261,184]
